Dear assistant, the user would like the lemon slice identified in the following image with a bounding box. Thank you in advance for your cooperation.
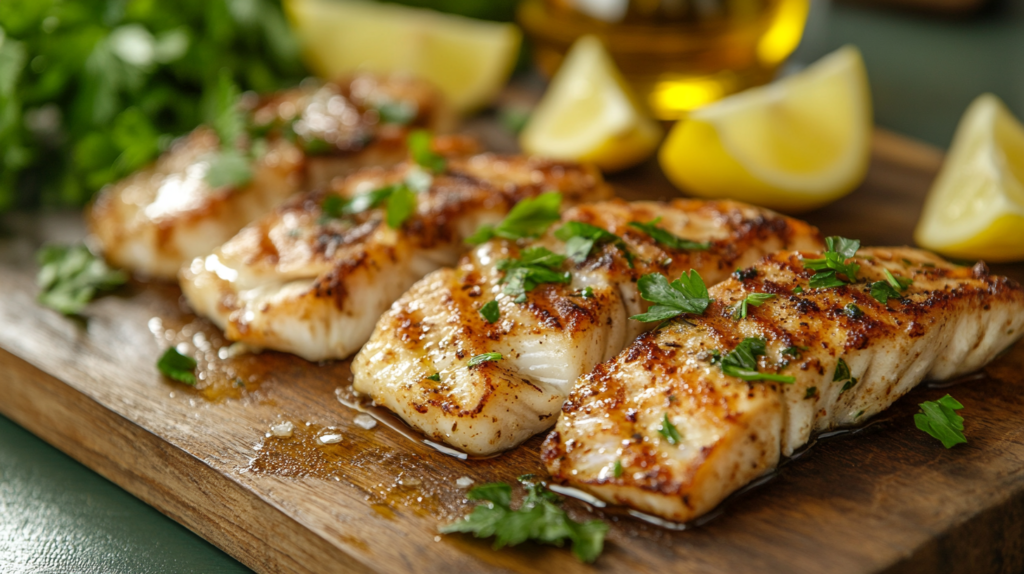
[284,0,521,114]
[914,94,1024,262]
[520,35,662,173]
[659,46,872,213]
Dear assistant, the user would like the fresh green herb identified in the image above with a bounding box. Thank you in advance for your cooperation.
[833,358,851,382]
[426,372,441,382]
[804,236,861,288]
[629,270,711,322]
[731,293,776,320]
[720,337,795,384]
[658,413,682,445]
[440,476,608,563]
[203,71,255,188]
[709,349,722,364]
[468,352,503,367]
[157,347,197,386]
[914,394,967,449]
[884,268,913,291]
[204,150,253,188]
[578,286,594,299]
[36,244,127,315]
[628,218,710,251]
[375,100,417,125]
[870,280,901,304]
[855,410,865,419]
[480,300,500,323]
[782,346,803,359]
[733,267,758,281]
[613,460,623,478]
[793,286,804,294]
[844,303,863,318]
[385,184,417,229]
[466,192,562,245]
[496,247,571,300]
[321,182,418,229]
[408,129,446,173]
[841,378,858,392]
[554,221,631,266]
[804,387,817,399]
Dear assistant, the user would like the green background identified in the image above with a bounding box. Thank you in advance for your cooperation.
[3,1,1023,571]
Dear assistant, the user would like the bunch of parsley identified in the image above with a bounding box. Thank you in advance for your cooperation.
[0,0,305,212]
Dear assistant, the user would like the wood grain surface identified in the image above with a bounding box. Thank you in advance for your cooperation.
[2,129,1023,574]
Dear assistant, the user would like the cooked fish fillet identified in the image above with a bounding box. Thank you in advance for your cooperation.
[542,247,1024,522]
[351,200,824,455]
[180,153,611,361]
[88,74,452,279]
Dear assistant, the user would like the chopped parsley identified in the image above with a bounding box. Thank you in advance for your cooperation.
[841,379,859,392]
[871,268,913,304]
[628,218,710,251]
[554,221,631,266]
[731,293,776,320]
[630,270,711,322]
[480,300,500,323]
[466,192,562,245]
[733,267,758,281]
[426,372,441,382]
[804,387,817,399]
[205,150,254,188]
[385,185,417,229]
[658,414,682,445]
[613,460,623,478]
[321,181,418,229]
[782,346,803,359]
[497,247,571,302]
[36,244,128,315]
[914,394,967,449]
[720,337,795,384]
[157,347,197,386]
[407,129,446,173]
[578,286,594,299]
[804,236,861,288]
[204,72,253,188]
[793,285,804,294]
[844,303,863,318]
[833,358,851,382]
[468,352,503,367]
[440,476,608,563]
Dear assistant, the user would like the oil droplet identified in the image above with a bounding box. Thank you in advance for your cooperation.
[270,421,294,438]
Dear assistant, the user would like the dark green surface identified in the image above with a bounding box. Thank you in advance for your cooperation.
[0,413,252,574]
[3,3,1024,573]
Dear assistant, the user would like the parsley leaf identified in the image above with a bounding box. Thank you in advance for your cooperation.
[720,337,795,384]
[480,300,500,323]
[426,372,441,382]
[613,460,623,478]
[804,387,817,399]
[204,150,253,189]
[731,292,776,320]
[578,286,594,299]
[554,221,631,265]
[321,182,419,229]
[833,358,851,382]
[157,347,197,386]
[466,192,562,245]
[630,270,711,322]
[36,244,127,315]
[871,267,915,304]
[440,477,609,563]
[385,184,417,229]
[804,236,861,288]
[496,247,571,300]
[628,218,710,250]
[468,352,503,367]
[658,413,682,445]
[203,72,253,188]
[844,303,863,318]
[408,129,446,173]
[914,394,967,449]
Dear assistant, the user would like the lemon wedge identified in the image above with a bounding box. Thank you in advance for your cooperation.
[915,94,1024,262]
[284,0,521,114]
[659,46,872,213]
[520,35,662,173]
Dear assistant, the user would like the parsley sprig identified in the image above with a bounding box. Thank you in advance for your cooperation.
[466,192,562,245]
[554,221,632,266]
[630,270,711,322]
[480,300,500,323]
[720,337,795,384]
[497,247,571,302]
[914,394,967,448]
[36,244,127,315]
[407,130,446,173]
[658,414,682,445]
[870,268,913,304]
[468,352,503,367]
[628,218,710,250]
[157,347,197,386]
[204,72,254,189]
[440,476,609,563]
[804,236,861,289]
[731,293,776,320]
[321,180,418,230]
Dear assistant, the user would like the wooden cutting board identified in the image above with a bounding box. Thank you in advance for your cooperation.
[2,128,1023,574]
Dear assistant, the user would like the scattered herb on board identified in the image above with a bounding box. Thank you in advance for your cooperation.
[440,476,609,563]
[720,337,795,384]
[914,394,967,448]
[466,192,562,245]
[157,347,197,386]
[628,218,710,250]
[630,270,711,322]
[36,244,127,314]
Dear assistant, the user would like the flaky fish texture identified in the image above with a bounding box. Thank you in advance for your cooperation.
[88,74,452,279]
[180,152,611,362]
[352,199,824,456]
[542,247,1024,523]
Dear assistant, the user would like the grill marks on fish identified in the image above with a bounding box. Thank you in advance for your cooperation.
[87,74,451,279]
[352,199,824,456]
[179,154,611,362]
[542,247,1024,523]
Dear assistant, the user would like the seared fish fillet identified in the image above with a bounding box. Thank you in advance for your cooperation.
[180,153,611,361]
[88,74,451,279]
[542,247,1024,522]
[352,200,824,455]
